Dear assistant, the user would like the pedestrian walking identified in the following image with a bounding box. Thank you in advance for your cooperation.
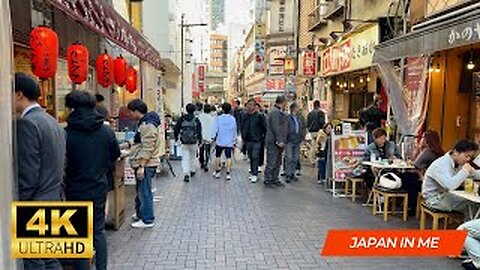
[174,103,202,182]
[213,102,237,180]
[264,95,288,187]
[307,100,326,164]
[316,123,333,184]
[14,73,66,270]
[255,102,266,169]
[125,99,161,228]
[197,104,215,172]
[64,91,120,270]
[242,99,267,183]
[285,102,306,183]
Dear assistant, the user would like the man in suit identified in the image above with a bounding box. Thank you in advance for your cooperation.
[264,95,288,187]
[14,73,66,270]
[285,102,306,183]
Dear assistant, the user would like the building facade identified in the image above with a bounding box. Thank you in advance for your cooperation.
[204,33,228,103]
[209,0,225,31]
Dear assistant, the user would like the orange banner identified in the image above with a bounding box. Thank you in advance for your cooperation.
[321,230,467,257]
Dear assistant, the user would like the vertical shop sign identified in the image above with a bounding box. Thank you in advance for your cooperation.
[302,51,317,76]
[278,0,286,32]
[197,64,206,92]
[254,39,265,72]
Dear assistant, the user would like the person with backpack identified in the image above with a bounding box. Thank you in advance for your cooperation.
[213,102,237,180]
[174,103,202,182]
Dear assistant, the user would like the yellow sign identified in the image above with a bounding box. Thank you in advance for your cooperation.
[12,201,93,259]
[321,25,379,76]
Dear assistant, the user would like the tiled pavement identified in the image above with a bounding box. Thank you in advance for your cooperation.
[106,159,463,270]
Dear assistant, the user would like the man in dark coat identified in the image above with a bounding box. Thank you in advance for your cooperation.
[264,95,288,187]
[242,99,267,183]
[64,91,120,270]
[14,73,66,270]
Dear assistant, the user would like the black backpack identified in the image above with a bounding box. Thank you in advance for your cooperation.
[180,118,198,144]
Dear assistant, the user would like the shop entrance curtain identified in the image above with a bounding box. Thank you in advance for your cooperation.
[375,56,430,137]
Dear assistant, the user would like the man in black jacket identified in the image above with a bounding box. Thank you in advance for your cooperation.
[242,99,267,183]
[14,73,66,270]
[64,91,120,270]
[307,100,326,164]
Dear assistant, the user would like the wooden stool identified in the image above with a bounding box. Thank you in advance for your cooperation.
[345,178,364,202]
[372,186,409,222]
[415,193,423,220]
[419,202,457,230]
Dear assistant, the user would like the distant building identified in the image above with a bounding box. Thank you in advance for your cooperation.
[209,0,225,31]
[204,34,228,103]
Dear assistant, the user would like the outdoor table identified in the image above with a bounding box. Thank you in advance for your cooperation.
[362,161,415,206]
[450,190,480,220]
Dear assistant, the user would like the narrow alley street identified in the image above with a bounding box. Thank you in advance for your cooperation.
[107,160,462,270]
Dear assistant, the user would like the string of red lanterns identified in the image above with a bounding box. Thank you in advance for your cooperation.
[29,26,139,92]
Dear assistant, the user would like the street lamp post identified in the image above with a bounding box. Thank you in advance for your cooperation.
[180,14,207,112]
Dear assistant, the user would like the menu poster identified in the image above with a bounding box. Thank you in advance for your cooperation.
[331,131,368,180]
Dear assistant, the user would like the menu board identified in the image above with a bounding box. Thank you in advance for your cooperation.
[331,130,368,180]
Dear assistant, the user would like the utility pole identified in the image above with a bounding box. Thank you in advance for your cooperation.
[180,14,207,112]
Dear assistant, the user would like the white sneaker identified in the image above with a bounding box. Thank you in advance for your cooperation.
[248,174,252,180]
[131,220,154,228]
[280,171,286,176]
[248,169,251,174]
[258,167,262,173]
[131,213,138,221]
[295,170,301,177]
[214,171,221,179]
[226,173,231,180]
[251,175,258,183]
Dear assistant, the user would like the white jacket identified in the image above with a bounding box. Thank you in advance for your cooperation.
[197,112,215,142]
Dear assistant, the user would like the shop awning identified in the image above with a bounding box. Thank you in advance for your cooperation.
[373,2,480,63]
[46,0,161,69]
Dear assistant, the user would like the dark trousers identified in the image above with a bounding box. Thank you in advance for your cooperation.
[259,142,265,167]
[246,141,262,176]
[66,195,107,270]
[264,142,283,183]
[400,172,423,213]
[285,143,300,179]
[199,143,211,167]
[318,158,326,181]
[24,259,61,270]
[135,167,156,224]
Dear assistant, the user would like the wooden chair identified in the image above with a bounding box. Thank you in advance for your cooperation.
[419,202,458,230]
[372,186,409,222]
[415,193,423,220]
[345,178,364,202]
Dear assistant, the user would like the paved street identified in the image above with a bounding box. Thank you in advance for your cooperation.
[107,159,462,270]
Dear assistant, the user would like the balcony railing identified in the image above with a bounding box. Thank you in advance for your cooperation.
[308,4,328,31]
[308,0,346,32]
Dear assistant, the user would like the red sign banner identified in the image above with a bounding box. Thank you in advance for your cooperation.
[46,0,161,69]
[302,51,317,76]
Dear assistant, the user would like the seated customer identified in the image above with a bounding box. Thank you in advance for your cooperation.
[422,139,478,215]
[458,219,480,270]
[401,129,444,215]
[362,128,402,188]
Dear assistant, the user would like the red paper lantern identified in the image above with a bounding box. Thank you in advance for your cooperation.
[113,55,127,86]
[96,52,114,88]
[30,26,59,79]
[67,43,89,84]
[125,67,137,93]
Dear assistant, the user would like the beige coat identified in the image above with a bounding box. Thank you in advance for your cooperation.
[129,122,162,168]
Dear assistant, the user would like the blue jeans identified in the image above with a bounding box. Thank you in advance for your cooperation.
[135,167,155,224]
[318,158,326,181]
[458,219,480,268]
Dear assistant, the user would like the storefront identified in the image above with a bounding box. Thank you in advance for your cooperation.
[10,0,161,123]
[374,1,480,149]
[319,24,385,123]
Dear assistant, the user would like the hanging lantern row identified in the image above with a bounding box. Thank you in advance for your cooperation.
[29,26,138,92]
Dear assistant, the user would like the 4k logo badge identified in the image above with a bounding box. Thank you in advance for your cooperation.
[12,201,93,258]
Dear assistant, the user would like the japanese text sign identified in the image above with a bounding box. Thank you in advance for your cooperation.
[321,25,378,76]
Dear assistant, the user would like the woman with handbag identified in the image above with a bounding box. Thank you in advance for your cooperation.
[316,123,333,184]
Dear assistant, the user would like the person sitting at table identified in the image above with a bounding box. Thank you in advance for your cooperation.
[458,219,480,270]
[362,128,402,189]
[400,129,445,215]
[422,139,479,215]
